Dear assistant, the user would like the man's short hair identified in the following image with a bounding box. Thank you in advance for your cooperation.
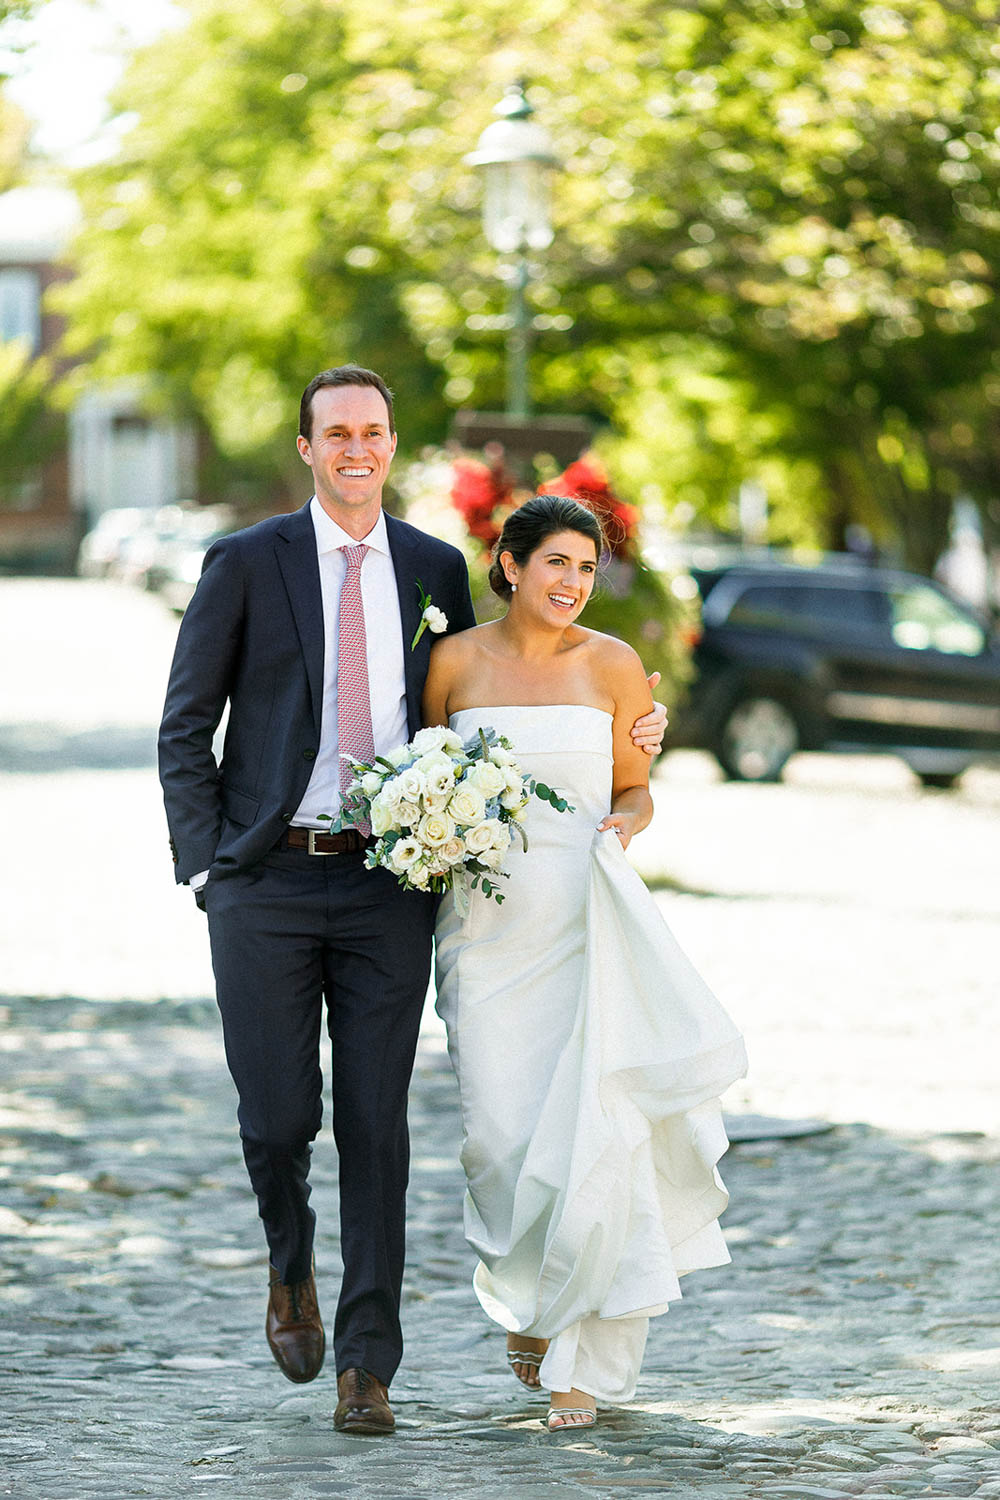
[299,365,396,441]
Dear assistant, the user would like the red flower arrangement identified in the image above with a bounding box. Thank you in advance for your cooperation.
[449,448,516,549]
[539,455,639,559]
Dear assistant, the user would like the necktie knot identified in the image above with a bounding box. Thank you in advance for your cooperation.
[340,543,369,575]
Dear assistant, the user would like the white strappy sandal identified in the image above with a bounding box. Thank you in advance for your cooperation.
[506,1348,544,1387]
[546,1405,597,1431]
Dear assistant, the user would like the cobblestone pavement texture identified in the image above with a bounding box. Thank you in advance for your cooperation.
[2,580,999,1500]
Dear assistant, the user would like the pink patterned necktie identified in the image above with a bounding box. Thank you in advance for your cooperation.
[337,543,375,835]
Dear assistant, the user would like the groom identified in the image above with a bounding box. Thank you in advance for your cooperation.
[158,364,666,1436]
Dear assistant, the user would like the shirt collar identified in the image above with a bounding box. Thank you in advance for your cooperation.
[309,495,390,557]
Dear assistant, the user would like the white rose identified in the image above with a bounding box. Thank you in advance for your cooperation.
[384,744,409,769]
[479,845,508,872]
[416,750,456,790]
[370,793,396,836]
[380,775,405,810]
[448,783,487,826]
[395,799,421,827]
[484,818,510,851]
[389,837,422,872]
[361,770,384,798]
[409,726,450,756]
[423,604,448,634]
[468,760,506,798]
[464,820,497,855]
[421,788,451,815]
[417,810,456,848]
[397,766,426,804]
[439,835,466,866]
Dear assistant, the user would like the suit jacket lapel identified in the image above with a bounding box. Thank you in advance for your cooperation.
[386,515,424,735]
[275,502,324,733]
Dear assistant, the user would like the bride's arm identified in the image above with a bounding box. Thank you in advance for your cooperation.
[598,642,655,850]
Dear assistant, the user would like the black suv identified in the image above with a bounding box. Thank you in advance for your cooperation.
[667,560,1000,788]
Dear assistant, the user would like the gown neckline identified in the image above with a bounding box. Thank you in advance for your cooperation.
[448,703,614,721]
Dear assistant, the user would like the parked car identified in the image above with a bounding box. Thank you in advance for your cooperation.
[77,502,237,610]
[114,504,195,590]
[154,504,236,614]
[666,559,1000,788]
[77,507,158,580]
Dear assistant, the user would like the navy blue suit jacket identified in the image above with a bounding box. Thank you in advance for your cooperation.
[158,502,476,883]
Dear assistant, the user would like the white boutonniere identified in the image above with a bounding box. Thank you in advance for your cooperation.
[410,579,448,650]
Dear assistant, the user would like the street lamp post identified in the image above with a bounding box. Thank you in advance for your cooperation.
[466,82,558,420]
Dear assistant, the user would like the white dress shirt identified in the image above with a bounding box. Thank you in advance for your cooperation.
[293,497,407,828]
[190,497,406,887]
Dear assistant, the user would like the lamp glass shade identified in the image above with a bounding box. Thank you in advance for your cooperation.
[481,157,553,253]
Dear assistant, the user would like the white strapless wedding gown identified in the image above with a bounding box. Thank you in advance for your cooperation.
[434,706,748,1404]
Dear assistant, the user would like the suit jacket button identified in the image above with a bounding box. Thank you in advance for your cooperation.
[303,749,316,761]
[281,812,293,823]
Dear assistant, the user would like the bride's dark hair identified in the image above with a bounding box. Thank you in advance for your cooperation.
[489,495,606,600]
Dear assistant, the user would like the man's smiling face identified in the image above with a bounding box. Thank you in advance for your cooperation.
[296,383,397,529]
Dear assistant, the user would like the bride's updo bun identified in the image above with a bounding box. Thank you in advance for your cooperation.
[489,495,606,599]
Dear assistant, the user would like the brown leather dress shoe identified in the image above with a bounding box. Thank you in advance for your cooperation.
[333,1368,395,1435]
[266,1263,325,1383]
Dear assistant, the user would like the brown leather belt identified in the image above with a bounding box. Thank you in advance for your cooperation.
[281,827,373,855]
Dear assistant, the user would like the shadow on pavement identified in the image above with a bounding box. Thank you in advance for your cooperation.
[1,993,998,1498]
[0,722,159,773]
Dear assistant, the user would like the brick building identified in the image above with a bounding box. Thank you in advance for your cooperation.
[0,184,195,572]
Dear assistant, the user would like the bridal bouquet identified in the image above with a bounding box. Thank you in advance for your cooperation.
[330,724,572,904]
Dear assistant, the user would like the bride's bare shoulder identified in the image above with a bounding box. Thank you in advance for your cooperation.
[430,620,495,664]
[578,627,649,692]
[577,626,643,669]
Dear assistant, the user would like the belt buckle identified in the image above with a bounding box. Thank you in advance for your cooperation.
[307,829,336,856]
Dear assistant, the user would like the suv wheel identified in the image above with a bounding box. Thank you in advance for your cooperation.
[716,696,800,782]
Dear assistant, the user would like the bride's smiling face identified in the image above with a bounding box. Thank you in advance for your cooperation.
[502,529,599,626]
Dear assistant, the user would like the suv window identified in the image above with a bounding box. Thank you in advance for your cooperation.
[799,585,886,627]
[889,584,985,656]
[725,585,809,629]
[726,582,883,632]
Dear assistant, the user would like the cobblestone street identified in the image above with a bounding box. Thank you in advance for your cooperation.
[2,579,999,1499]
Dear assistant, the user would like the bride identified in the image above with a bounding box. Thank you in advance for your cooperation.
[423,494,748,1431]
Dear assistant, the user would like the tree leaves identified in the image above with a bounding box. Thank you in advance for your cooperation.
[52,0,1000,565]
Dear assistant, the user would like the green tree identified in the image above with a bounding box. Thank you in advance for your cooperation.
[57,0,1000,569]
[0,1,42,23]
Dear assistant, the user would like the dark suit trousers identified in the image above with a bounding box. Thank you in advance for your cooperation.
[205,845,436,1387]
